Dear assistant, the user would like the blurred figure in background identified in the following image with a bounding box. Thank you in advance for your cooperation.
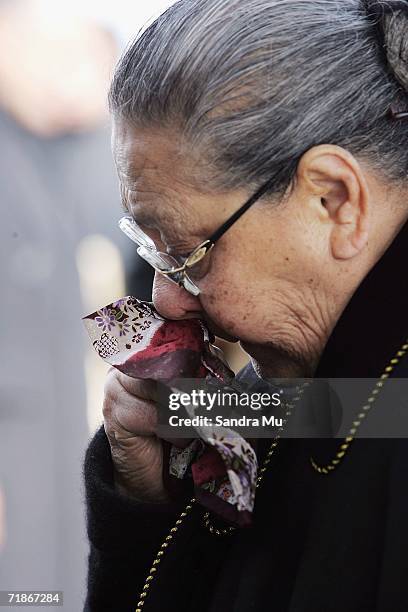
[0,0,123,608]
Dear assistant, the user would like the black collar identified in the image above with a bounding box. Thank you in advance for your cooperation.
[315,220,408,378]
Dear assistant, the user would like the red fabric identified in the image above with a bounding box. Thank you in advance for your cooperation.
[191,446,227,486]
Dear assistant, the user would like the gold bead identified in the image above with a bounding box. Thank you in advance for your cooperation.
[350,428,357,435]
[352,421,361,427]
[146,575,154,582]
[149,568,157,574]
[390,359,399,364]
[340,443,349,450]
[337,451,345,458]
[345,436,353,443]
[385,366,393,373]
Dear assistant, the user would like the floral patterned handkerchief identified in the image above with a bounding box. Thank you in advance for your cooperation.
[83,296,258,526]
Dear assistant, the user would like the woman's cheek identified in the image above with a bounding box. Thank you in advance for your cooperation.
[199,249,270,340]
[201,287,261,341]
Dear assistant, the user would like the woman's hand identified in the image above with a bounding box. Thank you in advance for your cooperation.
[102,368,168,503]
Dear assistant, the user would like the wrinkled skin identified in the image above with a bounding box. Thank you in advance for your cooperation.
[103,118,408,501]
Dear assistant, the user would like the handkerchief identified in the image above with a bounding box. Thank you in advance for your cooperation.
[83,296,258,526]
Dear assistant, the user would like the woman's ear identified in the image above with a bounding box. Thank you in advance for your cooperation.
[296,144,370,260]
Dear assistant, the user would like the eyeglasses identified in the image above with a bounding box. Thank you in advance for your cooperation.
[118,176,276,296]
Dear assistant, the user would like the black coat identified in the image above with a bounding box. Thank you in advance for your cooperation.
[83,221,408,612]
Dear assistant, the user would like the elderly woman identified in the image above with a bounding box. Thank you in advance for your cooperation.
[83,1,408,610]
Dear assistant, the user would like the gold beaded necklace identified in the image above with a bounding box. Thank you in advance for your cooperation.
[135,339,408,612]
[310,339,408,474]
[135,381,310,611]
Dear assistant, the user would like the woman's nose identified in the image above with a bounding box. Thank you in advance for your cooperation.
[152,272,203,319]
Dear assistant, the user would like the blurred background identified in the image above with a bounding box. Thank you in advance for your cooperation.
[0,0,247,609]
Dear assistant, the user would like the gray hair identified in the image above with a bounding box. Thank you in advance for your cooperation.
[109,0,408,197]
